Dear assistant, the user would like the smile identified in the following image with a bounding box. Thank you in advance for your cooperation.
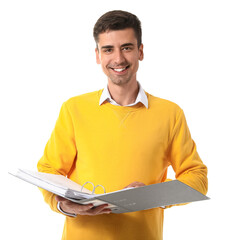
[110,65,130,73]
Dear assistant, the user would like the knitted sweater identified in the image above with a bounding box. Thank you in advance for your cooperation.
[37,89,208,240]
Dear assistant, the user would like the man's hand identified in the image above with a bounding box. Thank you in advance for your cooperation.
[55,196,112,216]
[56,181,145,216]
[124,181,146,189]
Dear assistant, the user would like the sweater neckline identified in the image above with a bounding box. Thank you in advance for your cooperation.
[98,89,148,112]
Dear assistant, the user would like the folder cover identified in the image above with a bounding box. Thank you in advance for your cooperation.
[9,169,209,214]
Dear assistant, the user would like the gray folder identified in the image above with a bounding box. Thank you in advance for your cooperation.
[94,180,209,213]
[9,169,209,214]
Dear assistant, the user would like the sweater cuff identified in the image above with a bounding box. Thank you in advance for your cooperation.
[57,201,77,218]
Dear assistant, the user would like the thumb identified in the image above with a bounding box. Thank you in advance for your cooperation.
[55,195,67,202]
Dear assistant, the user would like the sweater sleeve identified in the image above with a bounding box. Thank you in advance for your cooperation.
[166,108,208,207]
[37,102,77,213]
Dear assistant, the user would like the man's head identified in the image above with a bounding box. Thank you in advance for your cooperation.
[93,10,144,86]
[93,10,142,49]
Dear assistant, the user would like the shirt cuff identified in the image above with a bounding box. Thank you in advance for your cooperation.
[57,201,77,217]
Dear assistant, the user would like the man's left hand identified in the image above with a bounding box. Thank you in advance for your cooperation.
[124,181,145,189]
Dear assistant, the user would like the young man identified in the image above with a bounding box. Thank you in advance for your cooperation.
[37,10,208,240]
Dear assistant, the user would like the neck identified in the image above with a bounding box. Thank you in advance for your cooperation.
[107,80,139,106]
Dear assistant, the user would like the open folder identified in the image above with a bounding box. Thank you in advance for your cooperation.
[9,169,209,214]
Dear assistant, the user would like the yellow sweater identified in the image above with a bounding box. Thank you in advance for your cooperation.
[37,90,208,240]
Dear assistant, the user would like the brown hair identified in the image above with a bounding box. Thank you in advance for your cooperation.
[93,10,142,48]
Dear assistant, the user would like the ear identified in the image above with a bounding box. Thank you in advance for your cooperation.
[138,44,144,61]
[95,48,101,64]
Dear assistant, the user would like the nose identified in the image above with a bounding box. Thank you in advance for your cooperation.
[114,49,126,65]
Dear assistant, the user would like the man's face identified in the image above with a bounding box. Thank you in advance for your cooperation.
[95,28,144,86]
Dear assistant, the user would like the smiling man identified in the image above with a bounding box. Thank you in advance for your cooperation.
[96,28,143,85]
[37,10,208,240]
[96,28,143,106]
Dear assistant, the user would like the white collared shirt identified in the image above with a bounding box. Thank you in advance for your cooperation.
[99,82,148,108]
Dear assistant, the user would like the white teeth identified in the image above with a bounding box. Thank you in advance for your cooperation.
[113,68,126,72]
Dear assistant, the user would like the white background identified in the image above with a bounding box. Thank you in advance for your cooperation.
[1,0,224,239]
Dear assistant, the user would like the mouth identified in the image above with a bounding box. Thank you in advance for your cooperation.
[110,65,130,73]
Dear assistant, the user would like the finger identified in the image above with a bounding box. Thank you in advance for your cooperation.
[87,204,111,215]
[55,196,94,210]
[124,181,145,188]
[78,204,108,215]
[134,182,145,187]
[98,208,112,214]
[77,203,94,212]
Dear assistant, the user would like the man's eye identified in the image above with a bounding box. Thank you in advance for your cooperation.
[104,49,113,53]
[122,47,132,51]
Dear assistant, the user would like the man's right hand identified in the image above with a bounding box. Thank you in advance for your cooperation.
[55,196,112,216]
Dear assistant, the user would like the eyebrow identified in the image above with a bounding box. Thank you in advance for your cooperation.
[101,43,135,49]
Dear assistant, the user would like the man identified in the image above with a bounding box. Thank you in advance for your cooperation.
[37,10,208,240]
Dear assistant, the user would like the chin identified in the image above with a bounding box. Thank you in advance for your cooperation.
[109,77,132,86]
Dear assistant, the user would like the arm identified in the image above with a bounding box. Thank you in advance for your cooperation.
[37,102,77,213]
[167,109,208,199]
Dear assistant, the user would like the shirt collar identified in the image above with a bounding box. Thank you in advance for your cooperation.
[99,82,148,108]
